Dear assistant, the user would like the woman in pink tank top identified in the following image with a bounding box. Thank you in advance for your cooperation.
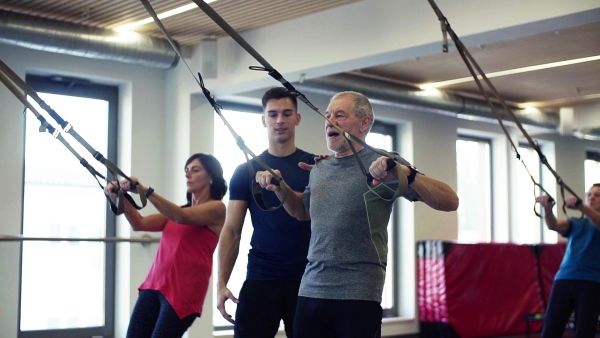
[105,153,227,338]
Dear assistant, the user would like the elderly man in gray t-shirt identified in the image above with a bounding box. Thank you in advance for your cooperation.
[256,91,459,338]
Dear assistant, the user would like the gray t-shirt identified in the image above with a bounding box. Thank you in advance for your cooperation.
[299,147,417,302]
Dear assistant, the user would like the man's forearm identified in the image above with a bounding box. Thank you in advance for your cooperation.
[544,211,559,230]
[275,181,310,221]
[411,175,459,211]
[218,231,240,287]
[582,205,600,229]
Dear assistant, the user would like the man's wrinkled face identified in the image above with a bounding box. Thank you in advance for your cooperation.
[324,95,368,157]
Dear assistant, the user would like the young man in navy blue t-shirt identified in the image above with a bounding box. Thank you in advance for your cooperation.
[217,87,315,337]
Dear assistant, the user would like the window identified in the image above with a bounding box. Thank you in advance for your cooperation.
[513,144,544,244]
[20,75,117,338]
[585,150,600,189]
[212,108,268,330]
[456,137,492,242]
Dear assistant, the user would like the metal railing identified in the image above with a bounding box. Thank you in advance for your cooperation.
[0,234,159,246]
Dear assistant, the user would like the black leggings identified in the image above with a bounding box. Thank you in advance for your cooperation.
[542,279,600,338]
[126,290,197,338]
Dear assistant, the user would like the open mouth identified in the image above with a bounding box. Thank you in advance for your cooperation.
[328,130,340,138]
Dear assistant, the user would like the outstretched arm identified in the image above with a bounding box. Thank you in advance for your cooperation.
[564,195,600,230]
[369,156,458,211]
[582,205,600,229]
[118,177,225,230]
[410,172,459,212]
[105,181,167,232]
[536,195,570,235]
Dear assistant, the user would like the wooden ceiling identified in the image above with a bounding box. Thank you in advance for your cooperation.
[0,0,598,115]
[0,0,361,46]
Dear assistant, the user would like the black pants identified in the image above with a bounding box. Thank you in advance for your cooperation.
[542,279,600,338]
[126,290,196,338]
[293,296,382,338]
[234,279,302,338]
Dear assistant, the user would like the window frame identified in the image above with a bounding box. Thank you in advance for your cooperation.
[370,120,399,318]
[514,142,545,243]
[587,150,600,162]
[19,74,118,338]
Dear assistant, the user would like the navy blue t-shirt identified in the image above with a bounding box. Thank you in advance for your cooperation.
[229,148,315,280]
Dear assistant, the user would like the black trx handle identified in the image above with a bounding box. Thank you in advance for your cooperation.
[366,157,397,183]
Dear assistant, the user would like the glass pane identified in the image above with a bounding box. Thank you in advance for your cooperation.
[21,93,108,331]
[365,132,394,310]
[212,110,268,328]
[456,139,492,242]
[585,159,600,190]
[514,146,542,244]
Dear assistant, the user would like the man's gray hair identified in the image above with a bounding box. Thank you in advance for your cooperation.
[330,91,375,131]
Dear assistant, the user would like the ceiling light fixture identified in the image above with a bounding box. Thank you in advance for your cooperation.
[419,55,600,90]
[113,1,217,32]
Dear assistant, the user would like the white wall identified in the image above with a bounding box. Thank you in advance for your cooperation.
[1,41,600,338]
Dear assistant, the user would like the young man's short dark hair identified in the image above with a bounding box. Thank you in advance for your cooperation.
[261,87,298,110]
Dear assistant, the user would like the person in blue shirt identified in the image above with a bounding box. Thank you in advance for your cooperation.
[536,183,600,338]
[217,87,316,337]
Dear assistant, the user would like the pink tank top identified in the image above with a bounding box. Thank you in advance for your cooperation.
[139,219,218,319]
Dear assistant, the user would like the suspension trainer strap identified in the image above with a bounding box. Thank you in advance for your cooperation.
[140,0,288,211]
[190,0,407,200]
[0,59,146,214]
[427,0,582,218]
[0,67,127,214]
